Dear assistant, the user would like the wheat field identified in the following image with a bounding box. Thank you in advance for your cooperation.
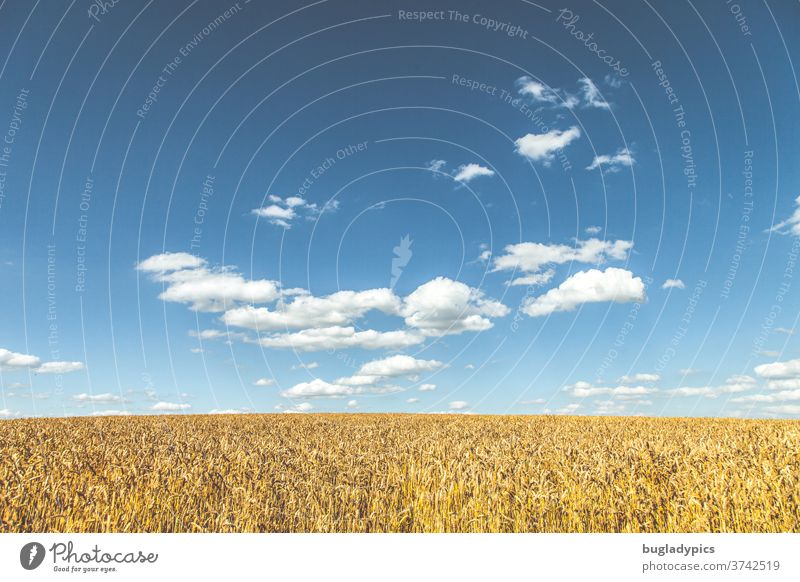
[0,414,798,532]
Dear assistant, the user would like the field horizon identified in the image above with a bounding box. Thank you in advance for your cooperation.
[2,413,798,534]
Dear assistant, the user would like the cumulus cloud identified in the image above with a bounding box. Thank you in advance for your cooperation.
[151,401,191,411]
[357,355,444,378]
[136,252,206,273]
[258,326,424,352]
[754,358,800,379]
[253,378,275,387]
[91,410,132,417]
[766,379,800,390]
[732,389,800,404]
[138,254,284,312]
[281,402,314,414]
[586,147,634,172]
[661,279,685,290]
[0,408,20,419]
[419,383,436,391]
[449,400,469,410]
[522,268,645,317]
[585,226,602,235]
[515,76,566,105]
[143,255,509,352]
[763,404,800,415]
[0,348,84,375]
[617,373,660,384]
[768,195,800,236]
[515,127,581,165]
[252,195,338,228]
[667,375,756,398]
[400,277,509,335]
[72,393,124,403]
[516,76,613,110]
[36,361,85,374]
[292,361,319,370]
[491,238,632,285]
[452,163,495,183]
[222,289,401,331]
[564,381,657,398]
[281,378,399,399]
[283,355,444,399]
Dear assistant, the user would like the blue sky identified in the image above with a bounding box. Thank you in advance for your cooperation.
[1,0,800,419]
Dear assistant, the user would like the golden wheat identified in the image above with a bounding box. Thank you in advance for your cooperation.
[1,414,798,532]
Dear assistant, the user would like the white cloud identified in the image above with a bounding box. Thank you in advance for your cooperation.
[209,408,250,415]
[426,159,447,173]
[449,400,469,410]
[253,378,275,387]
[754,358,800,379]
[0,408,20,419]
[357,355,445,378]
[253,195,338,228]
[0,348,40,369]
[419,383,436,391]
[515,127,581,165]
[400,277,509,335]
[292,361,319,370]
[138,255,284,312]
[593,400,626,415]
[223,288,400,331]
[492,238,632,285]
[346,400,358,408]
[578,77,610,109]
[774,327,795,335]
[766,379,800,390]
[136,252,205,273]
[516,76,561,104]
[258,326,424,352]
[732,389,800,403]
[406,397,419,403]
[72,393,123,403]
[667,375,756,398]
[661,279,685,290]
[36,361,85,374]
[280,379,358,398]
[508,270,556,288]
[281,402,314,414]
[585,226,602,235]
[91,410,132,417]
[564,381,656,398]
[452,163,494,183]
[768,195,800,236]
[253,204,295,221]
[679,368,701,375]
[151,401,191,411]
[763,404,800,415]
[0,348,84,375]
[617,373,660,384]
[586,147,634,172]
[523,268,645,317]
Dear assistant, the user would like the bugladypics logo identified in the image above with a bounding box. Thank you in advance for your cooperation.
[20,542,46,570]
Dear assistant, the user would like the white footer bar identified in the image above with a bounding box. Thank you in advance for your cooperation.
[1,534,797,581]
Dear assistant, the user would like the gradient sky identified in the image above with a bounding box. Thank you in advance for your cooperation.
[1,0,800,419]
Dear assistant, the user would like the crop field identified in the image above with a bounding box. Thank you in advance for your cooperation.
[1,414,798,533]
